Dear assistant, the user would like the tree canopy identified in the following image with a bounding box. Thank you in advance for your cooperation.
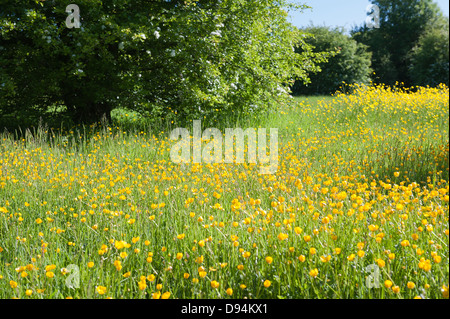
[351,0,447,87]
[0,0,328,125]
[409,17,449,87]
[292,26,372,95]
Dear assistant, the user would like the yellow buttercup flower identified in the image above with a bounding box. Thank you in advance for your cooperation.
[309,268,319,278]
[161,292,171,299]
[152,291,161,299]
[96,286,107,295]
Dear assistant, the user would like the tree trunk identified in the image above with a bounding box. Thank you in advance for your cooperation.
[71,102,112,125]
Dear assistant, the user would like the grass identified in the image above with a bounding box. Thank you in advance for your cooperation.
[0,84,448,299]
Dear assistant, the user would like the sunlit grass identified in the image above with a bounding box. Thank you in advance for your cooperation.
[0,84,448,299]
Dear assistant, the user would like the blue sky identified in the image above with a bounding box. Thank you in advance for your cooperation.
[288,0,450,32]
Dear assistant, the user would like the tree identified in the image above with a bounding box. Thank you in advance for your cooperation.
[0,0,328,125]
[292,26,372,95]
[409,18,449,87]
[351,0,446,86]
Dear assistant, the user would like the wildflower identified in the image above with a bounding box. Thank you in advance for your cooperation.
[114,241,126,250]
[211,281,220,289]
[277,233,288,241]
[226,288,233,296]
[195,255,204,264]
[138,281,147,290]
[418,258,432,272]
[45,265,56,271]
[377,259,386,268]
[96,286,107,295]
[265,256,273,264]
[442,285,449,298]
[152,291,161,299]
[263,280,271,288]
[114,260,122,271]
[401,240,410,247]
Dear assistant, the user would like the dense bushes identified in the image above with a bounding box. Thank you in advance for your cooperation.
[292,26,372,95]
[351,0,448,87]
[409,21,449,87]
[0,0,328,126]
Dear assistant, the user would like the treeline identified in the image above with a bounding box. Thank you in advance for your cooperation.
[293,0,449,95]
[0,0,330,126]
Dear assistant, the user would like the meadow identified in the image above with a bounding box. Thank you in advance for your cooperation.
[0,84,448,299]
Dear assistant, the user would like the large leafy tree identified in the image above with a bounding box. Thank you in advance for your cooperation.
[0,0,327,125]
[292,26,372,95]
[351,0,445,86]
[408,18,449,87]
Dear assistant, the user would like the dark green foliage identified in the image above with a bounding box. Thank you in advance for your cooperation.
[292,26,372,95]
[0,0,328,126]
[409,19,449,87]
[351,0,446,87]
